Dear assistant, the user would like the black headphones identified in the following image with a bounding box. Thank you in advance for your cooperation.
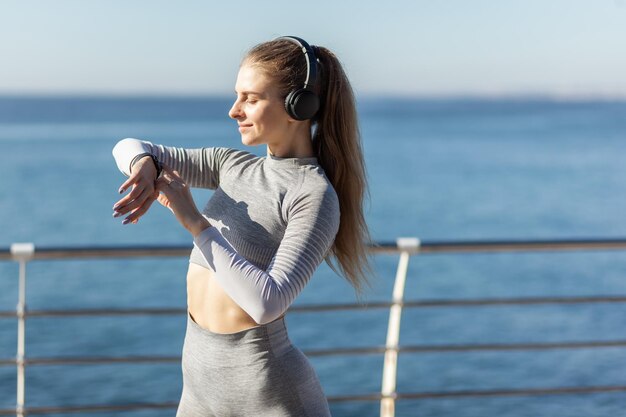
[275,36,320,121]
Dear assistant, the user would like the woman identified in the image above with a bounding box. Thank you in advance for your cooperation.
[112,36,375,417]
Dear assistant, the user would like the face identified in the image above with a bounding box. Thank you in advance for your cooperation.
[229,64,291,147]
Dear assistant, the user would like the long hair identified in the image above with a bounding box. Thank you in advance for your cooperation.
[243,38,377,300]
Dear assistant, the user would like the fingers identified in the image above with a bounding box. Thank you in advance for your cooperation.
[155,174,173,194]
[113,182,146,213]
[160,163,174,175]
[154,169,193,216]
[114,167,162,213]
[156,192,173,212]
[114,174,140,209]
[118,176,135,194]
[113,181,151,213]
[156,168,188,192]
[118,167,149,194]
[114,164,189,226]
[160,164,184,183]
[113,185,156,223]
[124,193,158,224]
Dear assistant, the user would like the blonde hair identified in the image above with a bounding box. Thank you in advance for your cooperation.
[243,38,377,299]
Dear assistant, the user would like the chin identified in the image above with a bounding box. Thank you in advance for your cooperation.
[241,135,263,147]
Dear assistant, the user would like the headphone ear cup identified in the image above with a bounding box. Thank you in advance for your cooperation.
[284,89,299,120]
[285,89,320,121]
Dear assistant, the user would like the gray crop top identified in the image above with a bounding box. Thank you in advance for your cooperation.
[112,138,341,324]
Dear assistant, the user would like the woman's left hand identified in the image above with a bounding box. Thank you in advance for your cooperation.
[156,164,211,237]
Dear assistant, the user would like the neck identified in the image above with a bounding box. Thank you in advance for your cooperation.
[267,122,315,158]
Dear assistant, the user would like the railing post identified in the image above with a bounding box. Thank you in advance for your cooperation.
[381,237,420,417]
[11,243,34,417]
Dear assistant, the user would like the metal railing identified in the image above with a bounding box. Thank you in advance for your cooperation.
[2,237,626,416]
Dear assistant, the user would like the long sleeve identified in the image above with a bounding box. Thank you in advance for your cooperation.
[193,185,341,324]
[112,137,242,190]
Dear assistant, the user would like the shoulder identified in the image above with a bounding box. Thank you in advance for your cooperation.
[212,147,257,162]
[214,147,263,171]
[290,167,340,222]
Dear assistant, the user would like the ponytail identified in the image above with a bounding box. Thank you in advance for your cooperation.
[310,46,376,298]
[244,39,377,300]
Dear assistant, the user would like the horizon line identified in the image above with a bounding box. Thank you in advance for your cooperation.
[1,90,626,102]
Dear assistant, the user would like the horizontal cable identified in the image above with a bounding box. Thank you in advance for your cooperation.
[1,355,180,366]
[4,238,626,261]
[3,339,626,367]
[400,339,626,353]
[0,245,193,261]
[2,384,626,415]
[0,402,179,415]
[329,384,626,402]
[294,295,626,311]
[394,384,626,400]
[309,340,626,356]
[404,239,626,254]
[3,295,626,319]
[0,307,185,318]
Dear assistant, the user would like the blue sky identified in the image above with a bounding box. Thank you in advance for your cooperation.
[1,0,625,97]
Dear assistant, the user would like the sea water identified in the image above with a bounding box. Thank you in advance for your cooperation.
[1,96,626,416]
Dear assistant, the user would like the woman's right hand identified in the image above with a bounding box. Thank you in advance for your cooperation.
[112,156,160,224]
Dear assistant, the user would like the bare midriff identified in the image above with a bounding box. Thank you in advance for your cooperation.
[186,262,278,334]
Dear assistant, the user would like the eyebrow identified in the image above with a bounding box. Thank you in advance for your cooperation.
[235,90,263,96]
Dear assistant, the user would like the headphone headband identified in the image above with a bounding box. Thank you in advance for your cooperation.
[275,35,318,92]
[274,35,321,121]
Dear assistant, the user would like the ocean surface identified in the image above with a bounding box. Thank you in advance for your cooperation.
[1,96,626,416]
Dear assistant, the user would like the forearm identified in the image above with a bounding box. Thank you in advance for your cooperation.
[112,138,221,189]
[193,227,288,324]
[189,216,212,238]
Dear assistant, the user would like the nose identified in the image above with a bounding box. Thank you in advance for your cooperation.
[229,99,244,120]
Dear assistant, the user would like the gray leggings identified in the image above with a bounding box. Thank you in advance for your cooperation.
[176,311,332,417]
